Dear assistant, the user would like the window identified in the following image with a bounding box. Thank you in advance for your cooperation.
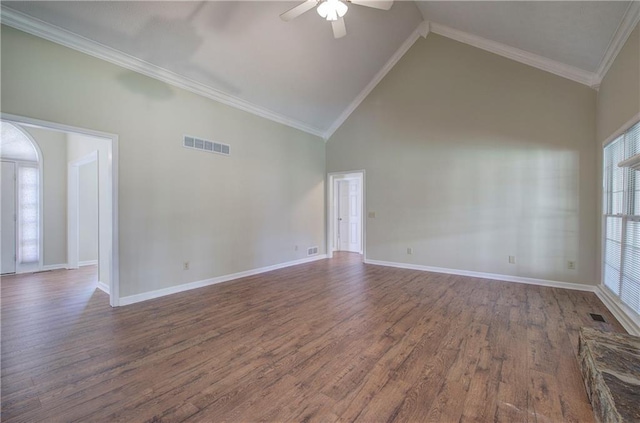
[0,122,40,271]
[603,121,640,317]
[18,165,39,264]
[1,122,38,161]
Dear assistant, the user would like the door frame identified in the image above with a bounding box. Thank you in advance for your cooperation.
[327,170,365,259]
[1,113,120,307]
[67,150,98,271]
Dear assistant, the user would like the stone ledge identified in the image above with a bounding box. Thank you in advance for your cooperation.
[578,327,640,423]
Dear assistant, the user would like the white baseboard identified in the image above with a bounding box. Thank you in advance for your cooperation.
[364,259,596,292]
[41,261,97,271]
[594,286,640,336]
[41,263,68,271]
[96,281,110,294]
[119,254,327,306]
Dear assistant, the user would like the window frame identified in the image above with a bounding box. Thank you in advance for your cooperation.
[602,119,640,328]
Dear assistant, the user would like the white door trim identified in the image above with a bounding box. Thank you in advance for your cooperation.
[1,113,120,307]
[327,170,366,260]
[67,150,98,271]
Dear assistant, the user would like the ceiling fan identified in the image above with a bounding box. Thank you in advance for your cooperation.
[280,0,394,39]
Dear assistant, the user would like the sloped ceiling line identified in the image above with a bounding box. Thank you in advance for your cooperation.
[0,7,326,138]
[429,22,598,87]
[3,5,639,140]
[322,20,430,140]
[327,1,640,139]
[594,0,640,87]
[324,19,603,141]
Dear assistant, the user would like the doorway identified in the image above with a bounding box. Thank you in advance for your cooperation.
[327,171,365,259]
[67,151,100,283]
[1,113,120,307]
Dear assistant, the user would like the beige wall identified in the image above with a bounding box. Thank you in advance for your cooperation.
[327,34,598,285]
[596,24,640,143]
[1,25,326,298]
[67,132,111,286]
[78,160,98,263]
[20,126,67,267]
[595,23,640,283]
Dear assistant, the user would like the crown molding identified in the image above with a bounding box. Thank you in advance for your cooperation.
[323,21,429,140]
[0,7,325,139]
[593,0,640,88]
[429,22,600,89]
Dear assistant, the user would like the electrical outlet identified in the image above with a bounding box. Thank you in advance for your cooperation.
[568,261,576,270]
[407,247,413,255]
[508,256,516,264]
[294,245,298,251]
[368,211,376,218]
[183,261,190,270]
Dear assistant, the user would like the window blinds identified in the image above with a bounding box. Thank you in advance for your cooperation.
[603,122,640,317]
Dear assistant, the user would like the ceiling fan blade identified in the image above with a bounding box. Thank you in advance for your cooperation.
[332,17,347,39]
[349,0,393,11]
[280,0,318,21]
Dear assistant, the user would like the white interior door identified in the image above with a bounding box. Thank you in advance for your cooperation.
[337,180,350,251]
[334,177,363,253]
[347,178,362,253]
[1,161,17,274]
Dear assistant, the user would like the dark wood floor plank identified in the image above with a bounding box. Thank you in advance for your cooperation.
[1,254,627,422]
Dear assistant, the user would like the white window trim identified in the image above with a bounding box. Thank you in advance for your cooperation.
[601,111,640,335]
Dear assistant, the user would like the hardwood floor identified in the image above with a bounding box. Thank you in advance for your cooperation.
[1,253,626,422]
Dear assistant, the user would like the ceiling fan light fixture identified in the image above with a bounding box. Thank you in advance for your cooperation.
[317,0,348,21]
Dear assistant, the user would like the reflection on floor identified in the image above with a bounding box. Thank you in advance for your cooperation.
[1,254,626,422]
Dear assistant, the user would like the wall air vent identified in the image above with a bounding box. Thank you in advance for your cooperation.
[183,135,230,156]
[307,246,319,256]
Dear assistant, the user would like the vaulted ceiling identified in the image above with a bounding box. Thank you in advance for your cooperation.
[2,1,638,139]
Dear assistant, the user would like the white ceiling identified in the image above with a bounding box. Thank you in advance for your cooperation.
[416,1,631,73]
[1,1,635,137]
[2,1,422,134]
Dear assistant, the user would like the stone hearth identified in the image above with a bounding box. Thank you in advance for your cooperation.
[578,327,640,423]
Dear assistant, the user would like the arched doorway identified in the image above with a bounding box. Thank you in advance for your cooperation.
[1,121,43,274]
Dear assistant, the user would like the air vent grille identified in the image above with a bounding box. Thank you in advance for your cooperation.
[183,135,230,156]
[307,246,319,256]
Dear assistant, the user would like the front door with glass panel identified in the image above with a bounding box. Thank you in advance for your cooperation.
[0,121,41,274]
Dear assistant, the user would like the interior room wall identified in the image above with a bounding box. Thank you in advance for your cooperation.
[67,132,111,286]
[596,23,640,143]
[20,126,67,267]
[1,25,326,298]
[327,34,598,285]
[595,22,640,282]
[78,160,98,264]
